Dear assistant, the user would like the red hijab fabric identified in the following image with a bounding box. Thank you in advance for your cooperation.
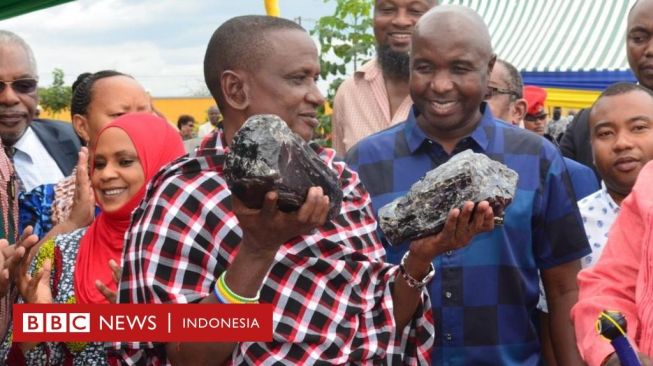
[74,113,185,304]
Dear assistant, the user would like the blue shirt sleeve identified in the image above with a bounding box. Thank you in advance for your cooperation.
[533,150,592,269]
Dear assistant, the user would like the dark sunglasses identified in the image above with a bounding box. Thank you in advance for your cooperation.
[0,78,38,94]
[524,114,548,122]
[487,86,519,98]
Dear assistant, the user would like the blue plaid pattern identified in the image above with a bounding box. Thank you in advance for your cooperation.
[347,104,591,365]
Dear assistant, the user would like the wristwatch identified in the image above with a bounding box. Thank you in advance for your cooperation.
[399,251,435,290]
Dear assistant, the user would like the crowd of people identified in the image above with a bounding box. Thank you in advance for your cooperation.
[0,0,651,365]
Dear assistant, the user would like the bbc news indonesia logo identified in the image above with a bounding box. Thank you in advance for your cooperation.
[13,304,273,342]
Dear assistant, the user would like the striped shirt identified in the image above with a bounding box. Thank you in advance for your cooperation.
[114,130,434,365]
[332,58,412,157]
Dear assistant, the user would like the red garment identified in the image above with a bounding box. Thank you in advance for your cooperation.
[74,113,185,305]
[572,160,653,365]
[115,130,434,365]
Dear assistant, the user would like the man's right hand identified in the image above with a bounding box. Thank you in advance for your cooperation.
[408,200,495,265]
[233,186,331,255]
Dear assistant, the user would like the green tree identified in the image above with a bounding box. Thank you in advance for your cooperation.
[38,68,72,116]
[311,0,375,146]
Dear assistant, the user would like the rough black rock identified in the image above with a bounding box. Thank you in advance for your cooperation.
[224,114,343,220]
[379,149,518,244]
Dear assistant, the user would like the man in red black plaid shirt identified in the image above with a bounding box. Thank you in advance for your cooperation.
[112,15,495,365]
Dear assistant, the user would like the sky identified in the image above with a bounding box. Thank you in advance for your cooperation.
[0,0,336,97]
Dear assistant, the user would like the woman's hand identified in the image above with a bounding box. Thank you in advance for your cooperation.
[67,147,95,230]
[1,227,40,298]
[0,239,13,298]
[14,227,52,304]
[16,257,53,304]
[95,259,121,304]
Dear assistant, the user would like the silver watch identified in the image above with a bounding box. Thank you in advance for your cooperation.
[399,251,435,290]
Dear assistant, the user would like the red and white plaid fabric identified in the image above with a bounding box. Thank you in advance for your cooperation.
[112,130,433,365]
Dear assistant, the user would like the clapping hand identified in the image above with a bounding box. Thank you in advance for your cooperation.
[95,259,122,304]
[13,226,52,304]
[68,147,95,230]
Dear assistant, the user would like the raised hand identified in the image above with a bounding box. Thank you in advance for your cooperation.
[233,187,331,254]
[409,201,495,263]
[1,227,40,298]
[95,259,121,304]
[0,239,12,298]
[68,147,95,230]
[13,226,52,304]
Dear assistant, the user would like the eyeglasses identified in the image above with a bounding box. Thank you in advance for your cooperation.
[524,114,548,122]
[0,78,38,94]
[487,86,519,99]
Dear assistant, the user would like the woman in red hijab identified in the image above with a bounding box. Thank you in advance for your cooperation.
[10,113,185,365]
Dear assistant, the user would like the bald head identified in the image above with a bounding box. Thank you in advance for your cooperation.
[627,0,653,88]
[409,5,496,140]
[413,5,493,60]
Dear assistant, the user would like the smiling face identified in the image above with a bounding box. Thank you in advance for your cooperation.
[244,29,325,142]
[627,0,653,89]
[374,0,433,53]
[590,90,653,202]
[91,127,145,213]
[410,11,494,140]
[0,43,38,145]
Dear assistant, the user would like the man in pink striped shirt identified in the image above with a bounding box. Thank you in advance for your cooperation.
[331,0,436,156]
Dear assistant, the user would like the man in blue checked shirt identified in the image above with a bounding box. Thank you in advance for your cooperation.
[347,5,590,366]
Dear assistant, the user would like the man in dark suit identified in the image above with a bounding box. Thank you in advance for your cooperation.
[0,30,79,192]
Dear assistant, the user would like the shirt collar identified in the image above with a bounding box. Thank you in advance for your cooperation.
[355,58,382,82]
[403,102,492,154]
[13,126,37,160]
[599,181,620,212]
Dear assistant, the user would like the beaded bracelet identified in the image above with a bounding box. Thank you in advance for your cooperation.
[213,271,260,304]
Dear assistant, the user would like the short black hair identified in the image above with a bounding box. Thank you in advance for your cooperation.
[589,82,653,131]
[71,70,132,118]
[496,59,523,99]
[177,114,195,129]
[595,82,653,103]
[203,15,304,107]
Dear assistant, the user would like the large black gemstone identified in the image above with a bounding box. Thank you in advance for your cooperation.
[379,150,518,244]
[224,114,343,220]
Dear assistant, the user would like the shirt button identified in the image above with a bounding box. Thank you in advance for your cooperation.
[446,250,454,256]
[445,291,452,299]
[445,333,452,341]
